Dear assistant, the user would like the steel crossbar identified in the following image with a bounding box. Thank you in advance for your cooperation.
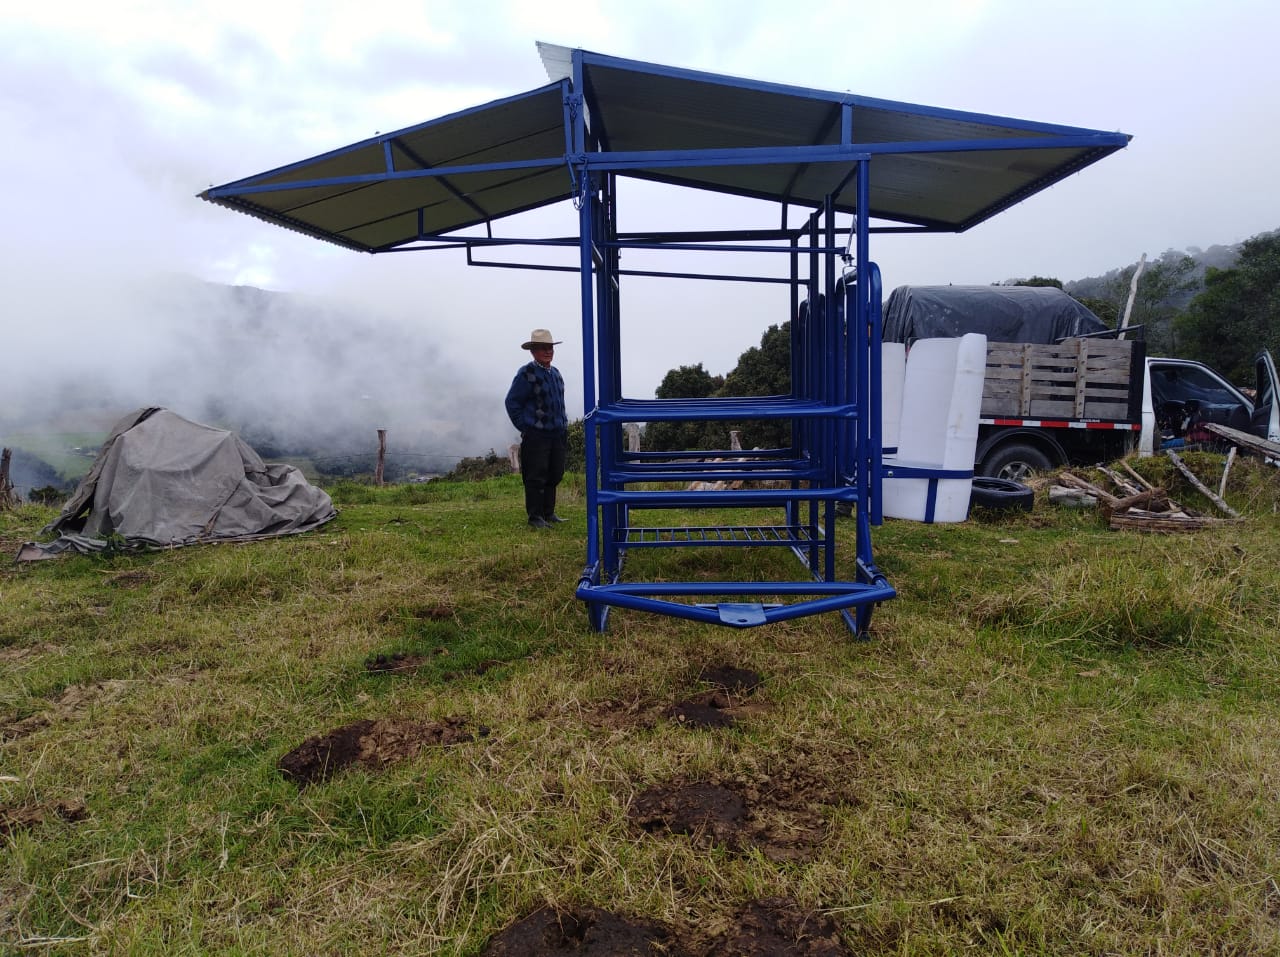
[615,525,821,546]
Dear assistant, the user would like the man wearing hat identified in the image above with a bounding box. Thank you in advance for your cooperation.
[504,329,569,529]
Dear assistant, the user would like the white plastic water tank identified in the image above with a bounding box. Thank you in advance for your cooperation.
[881,341,906,454]
[882,333,987,523]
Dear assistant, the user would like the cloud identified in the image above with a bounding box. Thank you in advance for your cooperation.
[2,0,1278,455]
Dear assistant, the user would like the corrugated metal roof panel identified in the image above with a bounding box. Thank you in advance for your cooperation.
[201,82,572,252]
[201,46,1130,249]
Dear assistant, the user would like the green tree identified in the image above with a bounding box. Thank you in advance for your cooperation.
[720,324,791,397]
[1013,276,1118,326]
[655,363,723,399]
[1102,251,1198,351]
[718,323,792,450]
[1175,231,1280,383]
[1075,296,1119,327]
[645,325,796,453]
[644,363,724,452]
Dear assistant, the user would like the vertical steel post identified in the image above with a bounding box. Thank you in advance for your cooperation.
[570,52,602,605]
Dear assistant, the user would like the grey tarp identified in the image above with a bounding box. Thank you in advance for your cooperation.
[882,285,1109,346]
[15,408,336,560]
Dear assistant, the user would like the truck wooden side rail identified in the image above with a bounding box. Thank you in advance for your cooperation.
[974,336,1147,479]
[981,337,1144,422]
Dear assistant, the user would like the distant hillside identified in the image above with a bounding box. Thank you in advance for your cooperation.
[1064,241,1246,313]
[2,277,512,494]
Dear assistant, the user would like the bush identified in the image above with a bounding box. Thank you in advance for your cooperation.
[29,485,67,506]
[443,450,512,482]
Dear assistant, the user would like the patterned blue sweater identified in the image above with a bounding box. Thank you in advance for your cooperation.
[504,361,567,434]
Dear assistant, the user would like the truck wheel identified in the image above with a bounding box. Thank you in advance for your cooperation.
[970,477,1035,512]
[981,443,1053,482]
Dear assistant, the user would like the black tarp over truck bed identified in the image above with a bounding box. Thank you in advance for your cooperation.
[881,284,1144,479]
[883,285,1109,346]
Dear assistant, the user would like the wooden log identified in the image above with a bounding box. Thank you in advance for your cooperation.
[1118,253,1146,336]
[1057,470,1121,507]
[1108,488,1170,514]
[1165,450,1241,519]
[1109,511,1236,533]
[1120,459,1157,491]
[1097,464,1141,497]
[1219,446,1237,499]
[1201,422,1280,459]
[1049,485,1097,507]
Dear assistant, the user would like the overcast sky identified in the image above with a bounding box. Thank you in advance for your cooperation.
[3,0,1277,450]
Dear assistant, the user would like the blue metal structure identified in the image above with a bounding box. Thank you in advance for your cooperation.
[200,45,1130,636]
[571,173,894,634]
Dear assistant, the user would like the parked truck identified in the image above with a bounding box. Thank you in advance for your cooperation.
[883,285,1278,479]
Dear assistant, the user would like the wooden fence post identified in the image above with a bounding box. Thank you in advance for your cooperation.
[375,430,387,486]
[0,448,17,510]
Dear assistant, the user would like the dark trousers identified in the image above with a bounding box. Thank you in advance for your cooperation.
[520,430,567,520]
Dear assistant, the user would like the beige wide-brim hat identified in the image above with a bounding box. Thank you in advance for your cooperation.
[522,328,563,350]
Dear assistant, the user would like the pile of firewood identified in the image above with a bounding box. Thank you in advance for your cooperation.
[1052,453,1240,532]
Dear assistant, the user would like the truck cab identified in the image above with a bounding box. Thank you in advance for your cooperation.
[1138,351,1279,456]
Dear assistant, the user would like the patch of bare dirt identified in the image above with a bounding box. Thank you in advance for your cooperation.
[480,899,851,956]
[1,711,49,742]
[365,652,434,674]
[632,778,828,861]
[589,663,769,731]
[3,678,143,741]
[52,679,134,712]
[697,664,762,694]
[0,800,87,839]
[629,740,858,863]
[632,782,747,842]
[704,898,849,956]
[277,716,478,786]
[583,695,663,731]
[666,664,768,729]
[480,904,681,956]
[665,694,738,728]
[0,642,60,664]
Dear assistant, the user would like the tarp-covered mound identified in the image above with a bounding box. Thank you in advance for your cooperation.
[16,408,337,560]
[882,285,1109,346]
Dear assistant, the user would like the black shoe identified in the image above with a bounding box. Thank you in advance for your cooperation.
[528,516,551,529]
[545,513,568,524]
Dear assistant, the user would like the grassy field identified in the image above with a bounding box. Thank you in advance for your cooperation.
[2,456,1279,955]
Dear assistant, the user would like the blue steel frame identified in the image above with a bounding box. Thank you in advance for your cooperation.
[565,54,894,635]
[201,48,1130,635]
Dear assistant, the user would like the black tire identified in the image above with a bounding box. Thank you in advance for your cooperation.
[980,442,1054,482]
[969,476,1034,512]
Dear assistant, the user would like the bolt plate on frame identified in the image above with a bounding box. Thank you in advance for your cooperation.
[717,603,767,626]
